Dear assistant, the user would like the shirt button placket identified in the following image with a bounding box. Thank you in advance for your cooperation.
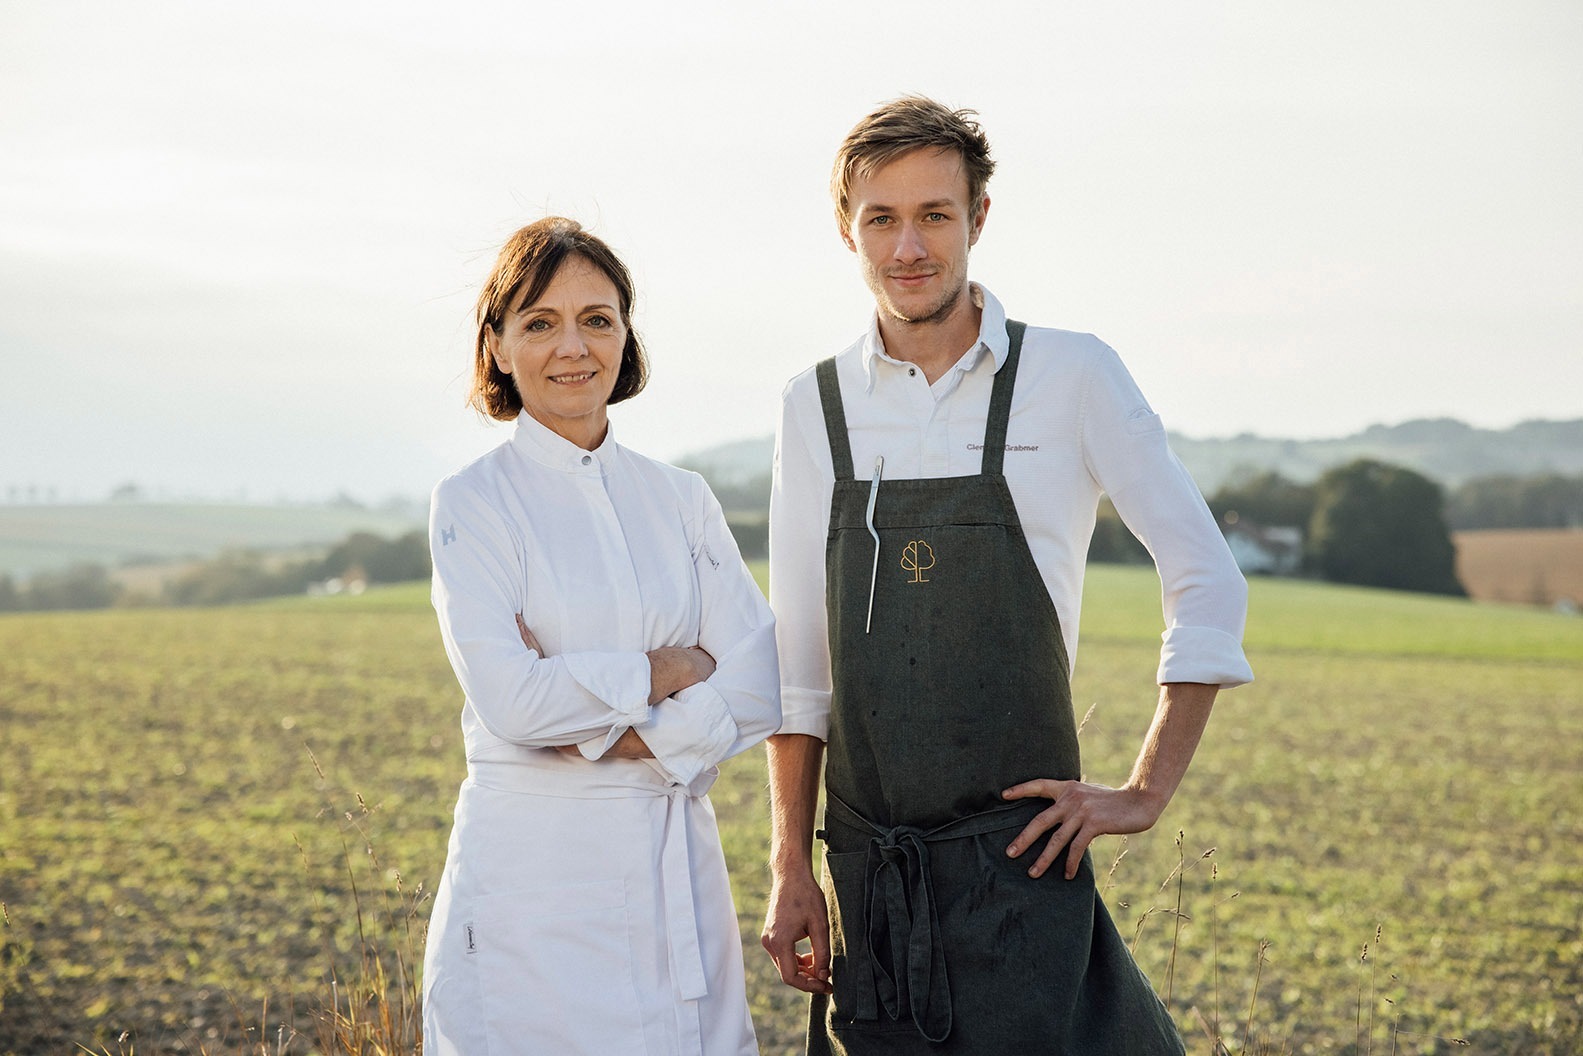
[587,461,642,648]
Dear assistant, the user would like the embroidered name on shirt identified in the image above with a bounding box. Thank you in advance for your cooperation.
[702,542,720,570]
[901,540,935,584]
[966,443,1040,452]
[464,923,477,954]
[440,524,457,546]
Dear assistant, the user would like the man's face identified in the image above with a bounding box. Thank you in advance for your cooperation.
[841,147,988,327]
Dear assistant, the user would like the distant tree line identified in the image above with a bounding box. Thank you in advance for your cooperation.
[1089,458,1473,596]
[1444,473,1583,530]
[695,476,770,560]
[0,564,119,612]
[708,477,772,520]
[725,516,767,561]
[16,465,1564,612]
[0,531,430,613]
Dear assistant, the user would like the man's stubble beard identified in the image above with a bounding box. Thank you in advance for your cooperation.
[870,271,971,330]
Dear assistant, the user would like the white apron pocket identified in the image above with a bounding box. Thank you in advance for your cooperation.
[471,877,647,1055]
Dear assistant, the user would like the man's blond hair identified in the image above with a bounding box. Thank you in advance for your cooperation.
[831,95,995,228]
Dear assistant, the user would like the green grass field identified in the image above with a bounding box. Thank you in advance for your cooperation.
[1,566,1579,1054]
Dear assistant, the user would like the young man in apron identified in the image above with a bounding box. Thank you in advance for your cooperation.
[761,96,1255,1054]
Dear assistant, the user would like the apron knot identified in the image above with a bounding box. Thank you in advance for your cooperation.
[824,793,1048,1044]
[863,826,951,1041]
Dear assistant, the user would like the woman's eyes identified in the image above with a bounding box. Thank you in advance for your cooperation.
[522,314,614,334]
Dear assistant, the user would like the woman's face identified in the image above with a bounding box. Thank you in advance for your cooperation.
[489,256,626,450]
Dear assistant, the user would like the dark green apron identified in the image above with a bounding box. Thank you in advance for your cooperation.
[807,321,1186,1055]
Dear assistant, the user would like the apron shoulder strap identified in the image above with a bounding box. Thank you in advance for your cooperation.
[980,320,1027,476]
[815,357,856,481]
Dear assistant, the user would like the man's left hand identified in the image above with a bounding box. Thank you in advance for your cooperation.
[1000,780,1165,880]
[1004,683,1219,880]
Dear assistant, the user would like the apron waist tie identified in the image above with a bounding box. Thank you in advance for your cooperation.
[661,787,709,1001]
[823,794,1046,1043]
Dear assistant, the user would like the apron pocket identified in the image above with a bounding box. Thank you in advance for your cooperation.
[470,878,647,1054]
[823,850,869,1026]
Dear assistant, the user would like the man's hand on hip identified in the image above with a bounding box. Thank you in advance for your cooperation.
[1002,682,1218,880]
[1000,780,1166,880]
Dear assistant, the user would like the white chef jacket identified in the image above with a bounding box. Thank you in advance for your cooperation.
[770,284,1253,742]
[422,411,779,1056]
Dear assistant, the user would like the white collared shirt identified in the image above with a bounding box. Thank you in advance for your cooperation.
[429,411,781,788]
[770,284,1253,741]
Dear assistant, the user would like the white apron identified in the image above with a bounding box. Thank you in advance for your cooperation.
[422,761,756,1056]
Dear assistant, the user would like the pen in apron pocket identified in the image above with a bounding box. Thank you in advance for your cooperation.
[865,455,883,633]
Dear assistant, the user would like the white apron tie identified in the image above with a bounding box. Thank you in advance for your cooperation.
[661,786,709,1001]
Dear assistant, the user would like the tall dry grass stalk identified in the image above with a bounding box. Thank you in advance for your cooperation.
[300,745,426,1056]
[74,748,427,1056]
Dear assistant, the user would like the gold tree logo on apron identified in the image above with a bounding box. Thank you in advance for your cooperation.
[901,540,935,583]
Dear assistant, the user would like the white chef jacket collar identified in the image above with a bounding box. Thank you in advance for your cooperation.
[859,283,1011,393]
[509,410,619,473]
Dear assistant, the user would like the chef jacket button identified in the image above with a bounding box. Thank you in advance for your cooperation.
[909,367,917,377]
[581,455,592,466]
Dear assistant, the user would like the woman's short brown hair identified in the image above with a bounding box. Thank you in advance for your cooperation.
[831,95,995,229]
[470,218,649,421]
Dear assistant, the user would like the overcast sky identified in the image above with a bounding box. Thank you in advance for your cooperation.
[3,0,1579,503]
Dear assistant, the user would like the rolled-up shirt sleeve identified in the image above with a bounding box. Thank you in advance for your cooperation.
[429,476,653,746]
[638,474,781,785]
[1079,344,1254,689]
[768,377,836,740]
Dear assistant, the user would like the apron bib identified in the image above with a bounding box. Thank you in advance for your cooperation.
[808,321,1186,1055]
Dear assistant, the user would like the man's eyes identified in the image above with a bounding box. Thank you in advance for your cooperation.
[869,213,949,225]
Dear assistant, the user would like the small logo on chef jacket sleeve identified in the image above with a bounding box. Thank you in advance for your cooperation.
[464,923,476,953]
[440,524,457,547]
[703,542,720,570]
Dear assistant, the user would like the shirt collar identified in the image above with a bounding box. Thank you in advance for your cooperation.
[509,411,619,474]
[858,283,1011,393]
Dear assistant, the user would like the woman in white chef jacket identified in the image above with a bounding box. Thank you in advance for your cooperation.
[422,217,780,1056]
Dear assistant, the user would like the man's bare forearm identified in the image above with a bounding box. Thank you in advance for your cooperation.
[1003,681,1220,878]
[1123,681,1218,813]
[766,732,825,873]
[761,732,834,994]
